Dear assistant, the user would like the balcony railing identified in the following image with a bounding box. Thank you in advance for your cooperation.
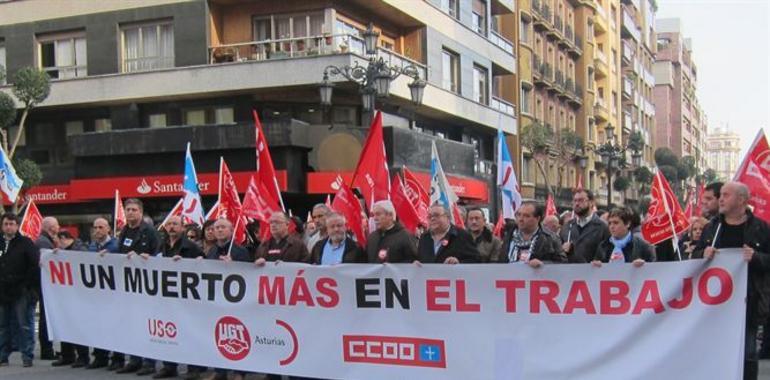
[544,62,553,80]
[491,96,516,116]
[554,15,563,33]
[565,78,575,93]
[622,41,634,63]
[623,77,634,97]
[622,8,641,41]
[555,70,564,87]
[565,25,574,42]
[575,83,584,98]
[595,48,608,64]
[533,54,542,76]
[489,30,515,55]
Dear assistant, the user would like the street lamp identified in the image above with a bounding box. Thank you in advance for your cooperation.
[319,23,427,111]
[589,123,643,208]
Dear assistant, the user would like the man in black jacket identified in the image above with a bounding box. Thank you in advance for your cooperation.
[311,213,366,265]
[366,200,417,263]
[692,182,770,380]
[416,205,479,264]
[0,213,40,368]
[114,199,160,375]
[35,216,59,361]
[501,201,566,267]
[559,190,610,263]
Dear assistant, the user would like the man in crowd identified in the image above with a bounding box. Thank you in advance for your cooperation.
[311,212,366,265]
[0,213,40,368]
[416,205,479,264]
[466,207,502,263]
[700,181,723,220]
[501,201,565,267]
[86,217,120,369]
[559,190,610,263]
[693,182,770,380]
[115,199,160,375]
[52,231,90,368]
[256,211,309,265]
[35,216,59,361]
[591,208,654,266]
[305,204,330,251]
[542,215,561,236]
[366,200,417,263]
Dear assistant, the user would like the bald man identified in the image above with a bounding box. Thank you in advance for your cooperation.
[693,182,770,380]
[86,217,120,369]
[35,216,59,361]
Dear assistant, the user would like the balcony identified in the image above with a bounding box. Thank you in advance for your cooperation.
[531,0,542,19]
[594,98,609,121]
[548,15,563,40]
[621,7,641,42]
[594,4,608,33]
[568,82,583,107]
[622,76,634,99]
[623,111,633,132]
[594,51,609,78]
[570,35,583,57]
[533,55,543,79]
[642,66,655,86]
[622,41,634,66]
[534,4,552,31]
[489,30,515,55]
[491,96,517,117]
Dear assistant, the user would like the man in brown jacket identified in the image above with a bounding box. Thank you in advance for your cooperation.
[255,211,310,265]
[365,200,417,263]
[466,207,502,263]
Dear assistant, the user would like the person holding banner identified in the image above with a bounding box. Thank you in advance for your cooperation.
[591,208,655,267]
[304,204,330,251]
[0,213,40,368]
[416,205,480,264]
[466,207,502,263]
[500,201,566,267]
[693,182,770,380]
[34,217,59,362]
[255,212,309,265]
[160,216,204,261]
[559,190,610,263]
[365,200,417,264]
[310,212,366,265]
[115,199,160,375]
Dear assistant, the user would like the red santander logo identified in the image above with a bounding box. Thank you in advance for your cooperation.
[215,316,251,361]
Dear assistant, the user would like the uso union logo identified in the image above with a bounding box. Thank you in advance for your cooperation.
[215,316,251,361]
[148,319,178,339]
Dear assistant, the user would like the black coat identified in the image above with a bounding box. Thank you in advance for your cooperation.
[559,214,610,263]
[206,241,251,263]
[500,227,566,264]
[0,233,40,303]
[693,211,770,326]
[118,222,160,255]
[161,236,204,259]
[311,237,366,265]
[594,235,655,263]
[366,223,418,263]
[417,225,480,264]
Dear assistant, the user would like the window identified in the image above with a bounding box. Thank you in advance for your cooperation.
[254,13,325,58]
[520,19,530,44]
[0,40,5,85]
[65,121,83,136]
[33,123,55,145]
[440,0,460,19]
[8,126,24,147]
[215,107,234,124]
[95,118,112,133]
[37,32,87,79]
[521,86,531,114]
[121,21,174,72]
[441,48,460,93]
[473,64,488,104]
[185,110,206,126]
[149,113,167,128]
[523,156,533,183]
[334,19,365,55]
[472,0,487,35]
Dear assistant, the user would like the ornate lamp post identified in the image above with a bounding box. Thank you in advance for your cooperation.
[590,124,642,208]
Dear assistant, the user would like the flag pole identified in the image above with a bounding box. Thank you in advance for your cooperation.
[656,168,683,261]
[227,211,242,257]
[113,190,119,234]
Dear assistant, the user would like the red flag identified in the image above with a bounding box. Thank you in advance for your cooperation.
[402,166,429,226]
[736,157,770,224]
[158,198,184,231]
[641,171,691,245]
[242,176,282,241]
[390,175,421,234]
[253,110,285,211]
[735,129,770,177]
[205,201,219,221]
[114,190,126,233]
[493,213,505,238]
[351,111,390,207]
[545,194,558,217]
[19,200,43,240]
[331,183,366,246]
[217,158,245,243]
[451,204,466,229]
[692,183,705,218]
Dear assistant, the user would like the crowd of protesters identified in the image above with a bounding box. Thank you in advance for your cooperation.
[0,180,768,379]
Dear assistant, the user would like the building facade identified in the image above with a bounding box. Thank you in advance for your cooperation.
[0,0,518,235]
[653,18,708,168]
[706,126,741,182]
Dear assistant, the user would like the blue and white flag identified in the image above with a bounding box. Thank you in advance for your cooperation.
[429,141,458,209]
[497,129,522,219]
[0,147,23,203]
[181,143,205,226]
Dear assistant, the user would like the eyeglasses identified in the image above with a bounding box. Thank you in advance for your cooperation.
[428,213,447,219]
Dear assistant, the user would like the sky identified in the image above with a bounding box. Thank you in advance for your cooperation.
[655,0,770,158]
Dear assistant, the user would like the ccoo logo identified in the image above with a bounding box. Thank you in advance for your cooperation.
[215,316,251,361]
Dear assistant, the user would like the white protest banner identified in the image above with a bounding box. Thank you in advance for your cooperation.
[41,250,747,380]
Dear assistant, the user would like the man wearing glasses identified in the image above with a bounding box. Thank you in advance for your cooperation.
[416,205,479,264]
[559,190,610,263]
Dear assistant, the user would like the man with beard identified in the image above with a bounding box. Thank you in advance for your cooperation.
[559,190,610,263]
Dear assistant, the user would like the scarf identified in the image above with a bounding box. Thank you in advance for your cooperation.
[508,227,540,263]
[609,232,632,263]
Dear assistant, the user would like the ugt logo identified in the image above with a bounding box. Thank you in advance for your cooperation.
[148,319,178,339]
[215,316,251,361]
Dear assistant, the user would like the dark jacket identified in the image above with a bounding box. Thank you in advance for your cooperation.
[559,214,610,263]
[88,237,120,253]
[366,223,418,263]
[161,236,204,259]
[0,233,40,303]
[256,234,310,263]
[594,234,655,263]
[118,222,160,255]
[311,237,366,265]
[501,227,567,264]
[693,211,770,326]
[206,241,251,262]
[472,227,503,263]
[417,225,480,264]
[35,232,56,249]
